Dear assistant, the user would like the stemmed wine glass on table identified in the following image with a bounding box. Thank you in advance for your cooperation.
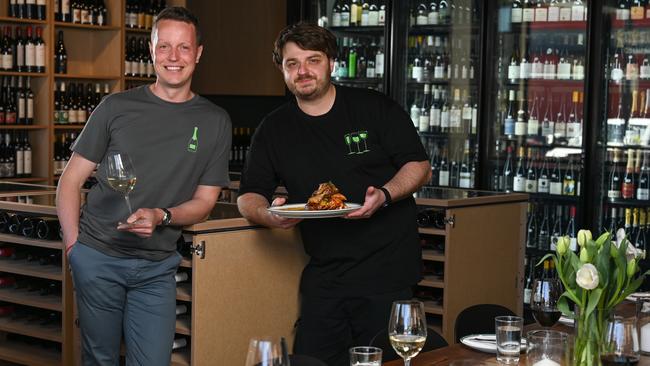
[600,316,640,366]
[530,276,563,327]
[244,337,289,366]
[105,152,137,223]
[388,300,428,366]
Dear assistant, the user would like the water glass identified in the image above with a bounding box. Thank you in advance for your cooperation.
[349,346,382,366]
[526,330,569,366]
[495,315,523,364]
[637,299,650,355]
[601,316,640,365]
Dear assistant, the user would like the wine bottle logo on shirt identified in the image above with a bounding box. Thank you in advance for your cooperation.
[187,127,198,152]
[343,130,370,155]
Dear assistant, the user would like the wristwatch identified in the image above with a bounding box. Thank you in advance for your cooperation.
[160,208,172,226]
[379,187,392,208]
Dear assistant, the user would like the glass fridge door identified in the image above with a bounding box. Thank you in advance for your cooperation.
[404,0,483,190]
[486,0,589,260]
[596,1,650,265]
[304,0,389,93]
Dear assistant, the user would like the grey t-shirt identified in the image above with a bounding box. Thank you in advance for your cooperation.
[72,85,231,260]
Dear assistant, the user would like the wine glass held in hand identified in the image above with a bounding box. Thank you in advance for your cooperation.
[105,152,137,222]
[531,277,563,327]
[388,300,428,366]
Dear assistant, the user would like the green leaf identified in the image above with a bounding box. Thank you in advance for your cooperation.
[537,253,556,267]
[596,232,611,247]
[558,293,577,314]
[595,241,612,288]
[620,276,646,300]
[585,289,603,320]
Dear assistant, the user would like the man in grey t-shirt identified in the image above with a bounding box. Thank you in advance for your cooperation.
[56,7,231,365]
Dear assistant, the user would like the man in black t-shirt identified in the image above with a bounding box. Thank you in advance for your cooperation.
[237,22,431,366]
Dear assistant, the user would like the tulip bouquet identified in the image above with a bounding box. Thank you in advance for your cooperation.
[540,229,647,366]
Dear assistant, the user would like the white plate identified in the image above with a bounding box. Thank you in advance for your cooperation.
[460,334,527,354]
[558,315,574,326]
[267,203,362,219]
[626,292,650,302]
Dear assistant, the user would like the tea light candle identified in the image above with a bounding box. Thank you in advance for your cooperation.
[641,323,650,352]
[532,359,560,366]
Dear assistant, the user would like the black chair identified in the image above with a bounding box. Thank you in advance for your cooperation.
[289,354,328,366]
[454,304,517,343]
[369,327,448,362]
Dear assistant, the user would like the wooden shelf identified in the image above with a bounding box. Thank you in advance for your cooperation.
[418,275,444,289]
[0,16,47,25]
[0,177,49,184]
[53,124,85,130]
[0,287,62,312]
[0,234,61,250]
[0,71,47,78]
[422,249,445,262]
[0,125,48,130]
[0,339,61,366]
[54,73,121,80]
[0,317,62,343]
[176,315,190,335]
[54,22,120,31]
[0,259,62,281]
[176,283,191,301]
[171,348,190,366]
[422,301,444,315]
[418,227,446,236]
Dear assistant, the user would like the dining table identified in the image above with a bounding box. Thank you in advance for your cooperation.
[382,320,650,366]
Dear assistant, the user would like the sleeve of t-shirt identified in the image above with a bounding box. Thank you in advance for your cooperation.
[70,96,112,163]
[198,110,232,187]
[379,99,429,169]
[238,120,280,203]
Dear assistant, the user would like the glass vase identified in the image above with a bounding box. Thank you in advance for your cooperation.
[573,307,610,366]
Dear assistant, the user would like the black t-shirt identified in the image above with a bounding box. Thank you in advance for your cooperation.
[239,86,428,297]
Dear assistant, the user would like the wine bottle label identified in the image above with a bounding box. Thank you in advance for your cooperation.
[368,11,379,26]
[641,65,650,79]
[622,183,635,199]
[440,110,450,128]
[450,109,461,128]
[504,117,515,135]
[72,8,80,23]
[16,46,24,69]
[462,106,472,121]
[528,118,539,136]
[35,44,45,67]
[626,64,639,80]
[557,62,571,79]
[340,13,350,26]
[412,66,423,81]
[523,8,534,22]
[419,115,429,132]
[548,6,560,21]
[559,7,572,21]
[525,179,537,193]
[611,68,624,81]
[511,8,522,23]
[531,61,544,79]
[550,182,563,195]
[18,99,24,120]
[1,55,12,70]
[439,171,449,186]
[332,13,341,27]
[555,122,567,138]
[542,120,555,137]
[563,180,576,195]
[513,176,526,192]
[5,112,15,124]
[78,109,87,123]
[638,188,649,201]
[68,109,78,123]
[573,64,585,80]
[631,6,644,20]
[434,65,444,79]
[81,9,89,24]
[514,121,527,136]
[25,44,35,67]
[569,237,577,251]
[567,122,581,138]
[430,108,440,127]
[36,0,44,4]
[572,5,585,21]
[520,61,531,79]
[538,178,549,193]
[535,8,548,22]
[507,64,520,80]
[62,0,69,14]
[543,64,556,79]
[138,62,146,77]
[472,107,478,134]
[27,98,33,119]
[459,174,471,188]
[16,151,23,175]
[428,12,439,25]
[608,189,621,199]
[416,15,427,25]
[378,10,385,25]
[366,66,375,78]
[523,288,531,304]
[125,61,132,76]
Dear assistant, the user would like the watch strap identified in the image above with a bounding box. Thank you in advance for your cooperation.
[379,187,392,208]
[160,208,172,226]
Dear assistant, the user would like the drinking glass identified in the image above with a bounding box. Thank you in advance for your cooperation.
[637,299,650,355]
[531,278,563,327]
[600,316,640,365]
[244,337,289,366]
[495,315,523,365]
[349,346,382,366]
[388,300,427,366]
[105,152,137,215]
[526,330,569,366]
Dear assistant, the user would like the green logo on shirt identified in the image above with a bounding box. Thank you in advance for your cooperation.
[344,130,370,155]
[187,127,198,152]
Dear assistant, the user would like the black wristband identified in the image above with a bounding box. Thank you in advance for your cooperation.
[160,208,172,226]
[379,187,392,208]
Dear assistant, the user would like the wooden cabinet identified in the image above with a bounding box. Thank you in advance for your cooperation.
[413,188,528,344]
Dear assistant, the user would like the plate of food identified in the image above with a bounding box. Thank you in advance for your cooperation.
[267,182,361,219]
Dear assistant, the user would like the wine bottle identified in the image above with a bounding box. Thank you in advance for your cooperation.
[504,90,516,136]
[623,149,636,199]
[513,146,527,192]
[563,157,576,196]
[609,149,623,199]
[54,31,67,74]
[639,151,650,200]
[538,205,551,250]
[526,203,538,249]
[538,154,550,193]
[549,157,563,195]
[416,208,445,228]
[36,217,61,240]
[503,145,514,193]
[34,27,44,73]
[566,206,577,251]
[528,95,540,136]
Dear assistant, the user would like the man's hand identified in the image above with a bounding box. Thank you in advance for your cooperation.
[345,186,386,219]
[265,197,302,229]
[117,208,163,238]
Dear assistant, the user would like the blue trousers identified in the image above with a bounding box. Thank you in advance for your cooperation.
[68,242,181,366]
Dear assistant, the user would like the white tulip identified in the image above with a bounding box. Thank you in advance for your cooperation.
[576,263,599,290]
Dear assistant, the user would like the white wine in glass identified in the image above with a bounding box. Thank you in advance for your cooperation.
[105,152,137,215]
[388,300,428,366]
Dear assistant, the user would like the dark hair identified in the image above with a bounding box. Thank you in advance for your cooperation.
[272,22,337,67]
[152,6,202,45]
